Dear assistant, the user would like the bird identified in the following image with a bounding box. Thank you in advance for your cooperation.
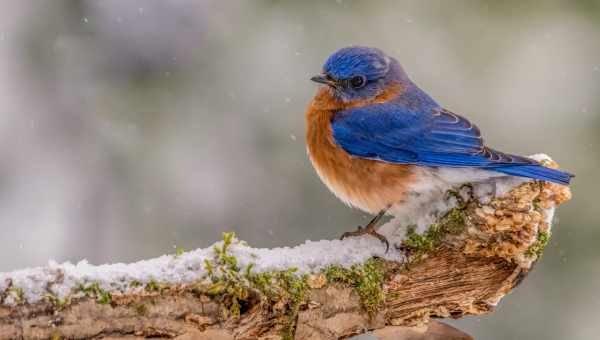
[305,46,573,249]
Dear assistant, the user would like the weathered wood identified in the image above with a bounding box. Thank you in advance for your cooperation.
[0,250,516,340]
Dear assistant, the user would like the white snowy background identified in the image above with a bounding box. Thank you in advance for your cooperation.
[0,1,597,339]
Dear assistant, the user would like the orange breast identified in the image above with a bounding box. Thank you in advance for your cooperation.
[305,86,415,214]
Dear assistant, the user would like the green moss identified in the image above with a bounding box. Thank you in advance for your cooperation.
[129,280,142,288]
[76,282,112,305]
[174,247,186,258]
[440,208,467,234]
[403,225,436,257]
[526,230,551,258]
[199,232,310,339]
[145,280,169,293]
[532,199,540,211]
[204,259,214,276]
[446,183,474,209]
[44,293,70,309]
[324,257,385,316]
[203,232,247,317]
[97,291,112,304]
[6,286,25,303]
[402,207,466,261]
[135,303,148,315]
[276,269,310,340]
[246,268,276,299]
[213,232,239,271]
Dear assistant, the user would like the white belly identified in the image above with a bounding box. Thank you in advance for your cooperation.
[379,166,529,241]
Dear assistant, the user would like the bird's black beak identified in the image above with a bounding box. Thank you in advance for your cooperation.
[310,74,334,85]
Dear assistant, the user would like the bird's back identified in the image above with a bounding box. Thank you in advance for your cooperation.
[328,85,573,186]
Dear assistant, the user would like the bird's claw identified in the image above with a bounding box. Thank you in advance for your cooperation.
[340,225,390,253]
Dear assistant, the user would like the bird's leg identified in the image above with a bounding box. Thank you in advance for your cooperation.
[340,208,390,252]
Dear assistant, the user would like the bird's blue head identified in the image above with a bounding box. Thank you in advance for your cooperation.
[311,46,407,102]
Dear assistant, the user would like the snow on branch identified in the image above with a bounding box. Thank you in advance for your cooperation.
[0,157,571,340]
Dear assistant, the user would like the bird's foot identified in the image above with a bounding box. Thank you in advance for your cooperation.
[340,224,390,253]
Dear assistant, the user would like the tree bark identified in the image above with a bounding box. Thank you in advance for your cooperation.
[0,177,571,340]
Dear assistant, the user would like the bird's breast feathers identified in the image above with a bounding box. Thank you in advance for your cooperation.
[305,86,415,214]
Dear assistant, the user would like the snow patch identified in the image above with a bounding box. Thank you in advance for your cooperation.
[0,236,402,305]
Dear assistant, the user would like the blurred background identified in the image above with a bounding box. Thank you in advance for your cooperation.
[0,1,598,339]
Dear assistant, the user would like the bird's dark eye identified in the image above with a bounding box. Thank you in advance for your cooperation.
[349,75,366,89]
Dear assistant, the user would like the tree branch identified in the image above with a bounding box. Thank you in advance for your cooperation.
[0,162,571,340]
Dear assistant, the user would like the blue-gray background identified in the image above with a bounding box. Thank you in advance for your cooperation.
[0,1,598,339]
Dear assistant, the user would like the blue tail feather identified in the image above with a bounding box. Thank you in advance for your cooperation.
[492,165,573,185]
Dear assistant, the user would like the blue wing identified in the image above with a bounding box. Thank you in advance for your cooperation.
[331,104,573,184]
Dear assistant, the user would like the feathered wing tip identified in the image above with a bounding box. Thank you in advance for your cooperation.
[493,164,574,185]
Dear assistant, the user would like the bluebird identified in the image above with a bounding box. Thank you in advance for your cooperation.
[306,46,573,249]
